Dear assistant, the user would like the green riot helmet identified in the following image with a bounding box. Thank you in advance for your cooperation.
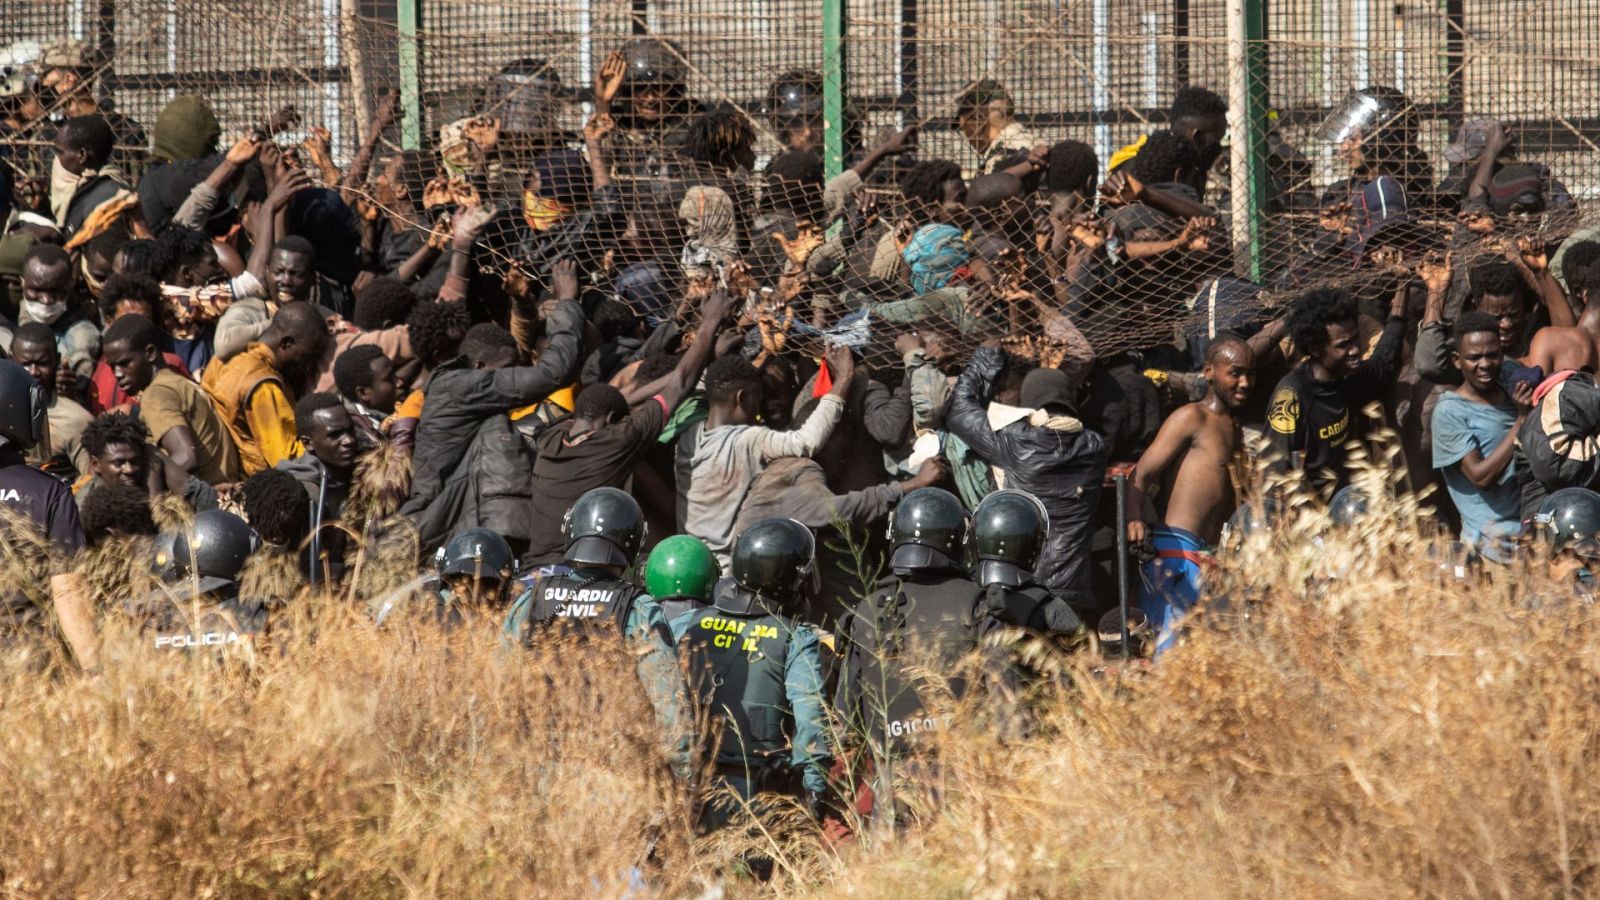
[888,487,970,574]
[1535,488,1600,558]
[645,534,719,601]
[731,517,815,603]
[971,489,1048,588]
[170,509,260,593]
[562,486,646,568]
[436,527,517,581]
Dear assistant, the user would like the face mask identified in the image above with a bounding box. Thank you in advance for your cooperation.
[522,192,570,231]
[23,298,68,325]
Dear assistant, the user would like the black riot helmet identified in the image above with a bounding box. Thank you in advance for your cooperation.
[436,527,517,581]
[621,38,686,88]
[766,69,824,126]
[1328,485,1371,527]
[616,38,689,128]
[731,517,816,604]
[483,57,572,136]
[764,68,861,155]
[971,489,1048,588]
[888,487,970,574]
[1535,488,1600,558]
[0,359,49,453]
[562,486,646,568]
[168,510,261,593]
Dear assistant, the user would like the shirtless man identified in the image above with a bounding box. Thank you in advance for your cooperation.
[1126,336,1254,653]
[1525,270,1599,375]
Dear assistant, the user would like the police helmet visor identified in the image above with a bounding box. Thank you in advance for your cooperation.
[1315,89,1412,145]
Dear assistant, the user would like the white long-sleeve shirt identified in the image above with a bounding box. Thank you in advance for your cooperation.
[684,393,845,567]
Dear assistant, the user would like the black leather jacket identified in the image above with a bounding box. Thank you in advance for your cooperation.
[947,347,1108,605]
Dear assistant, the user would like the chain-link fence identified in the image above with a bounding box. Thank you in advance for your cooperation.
[4,0,1598,368]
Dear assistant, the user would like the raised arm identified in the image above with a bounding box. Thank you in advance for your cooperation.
[946,345,1008,464]
[340,91,400,206]
[848,124,918,182]
[172,136,259,230]
[1510,236,1575,328]
[246,165,312,286]
[438,203,496,304]
[748,344,855,462]
[584,112,614,192]
[624,288,735,411]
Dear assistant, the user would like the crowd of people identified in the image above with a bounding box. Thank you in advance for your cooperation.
[2,34,1600,836]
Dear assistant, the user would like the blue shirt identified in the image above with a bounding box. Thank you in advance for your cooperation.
[1431,391,1521,549]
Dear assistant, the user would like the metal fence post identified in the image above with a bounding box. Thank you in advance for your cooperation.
[397,0,422,151]
[822,0,847,180]
[1226,0,1270,281]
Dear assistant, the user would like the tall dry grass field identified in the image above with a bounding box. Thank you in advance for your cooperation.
[1,474,1597,898]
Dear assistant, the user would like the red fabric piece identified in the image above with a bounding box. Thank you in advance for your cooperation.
[88,353,191,414]
[813,358,832,398]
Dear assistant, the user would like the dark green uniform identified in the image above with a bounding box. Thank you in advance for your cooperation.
[678,583,830,822]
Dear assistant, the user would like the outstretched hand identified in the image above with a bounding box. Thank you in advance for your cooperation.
[1099,171,1145,207]
[594,51,628,109]
[550,258,580,301]
[1418,252,1452,295]
[774,221,825,267]
[823,341,856,386]
[225,135,260,166]
[450,202,496,248]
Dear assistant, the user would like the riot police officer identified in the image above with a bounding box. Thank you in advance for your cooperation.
[644,533,720,641]
[434,527,518,627]
[0,358,93,662]
[971,489,1084,639]
[678,517,831,829]
[502,487,690,775]
[834,487,998,749]
[131,509,267,654]
[764,69,861,158]
[1534,487,1600,600]
[614,38,693,134]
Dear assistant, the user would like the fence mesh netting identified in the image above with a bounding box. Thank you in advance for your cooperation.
[3,0,1598,371]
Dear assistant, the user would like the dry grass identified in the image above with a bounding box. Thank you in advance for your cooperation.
[2,465,1598,897]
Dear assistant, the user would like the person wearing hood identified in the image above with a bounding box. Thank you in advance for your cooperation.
[678,183,739,278]
[49,114,130,238]
[947,345,1108,611]
[514,112,624,284]
[137,94,224,232]
[277,393,360,586]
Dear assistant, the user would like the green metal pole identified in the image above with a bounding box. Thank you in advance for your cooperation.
[1242,0,1270,282]
[822,0,846,180]
[397,0,422,151]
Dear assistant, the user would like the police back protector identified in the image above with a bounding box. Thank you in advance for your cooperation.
[681,589,796,770]
[523,569,642,643]
[842,574,993,746]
